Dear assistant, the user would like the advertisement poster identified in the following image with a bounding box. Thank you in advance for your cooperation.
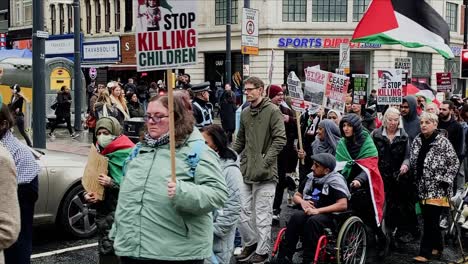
[304,67,327,107]
[324,72,350,113]
[352,74,369,105]
[377,69,403,105]
[134,0,197,71]
[287,71,306,112]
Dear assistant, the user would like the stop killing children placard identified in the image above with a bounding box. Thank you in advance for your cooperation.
[134,0,197,71]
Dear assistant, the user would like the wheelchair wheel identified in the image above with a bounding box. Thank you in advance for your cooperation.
[336,216,367,264]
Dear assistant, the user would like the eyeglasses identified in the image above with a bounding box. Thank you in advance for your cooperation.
[143,115,169,123]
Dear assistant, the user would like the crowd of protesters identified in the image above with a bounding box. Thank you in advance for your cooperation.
[2,74,468,264]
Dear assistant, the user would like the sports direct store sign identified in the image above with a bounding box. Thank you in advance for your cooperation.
[134,0,197,71]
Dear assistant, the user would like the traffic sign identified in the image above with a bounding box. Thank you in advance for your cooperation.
[241,7,259,55]
[36,31,49,39]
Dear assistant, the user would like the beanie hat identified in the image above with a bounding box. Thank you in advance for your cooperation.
[268,85,283,99]
[96,116,121,136]
[311,153,336,171]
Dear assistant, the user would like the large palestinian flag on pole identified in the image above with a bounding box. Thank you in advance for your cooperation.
[352,0,454,59]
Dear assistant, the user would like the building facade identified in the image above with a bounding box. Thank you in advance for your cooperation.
[191,0,466,95]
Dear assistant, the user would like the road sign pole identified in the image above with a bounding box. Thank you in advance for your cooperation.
[226,0,232,87]
[73,0,82,131]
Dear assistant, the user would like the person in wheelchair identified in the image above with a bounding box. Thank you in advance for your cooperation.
[335,114,387,257]
[272,153,350,264]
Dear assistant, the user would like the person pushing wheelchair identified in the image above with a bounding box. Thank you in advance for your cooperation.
[271,153,350,264]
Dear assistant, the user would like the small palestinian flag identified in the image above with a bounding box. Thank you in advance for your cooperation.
[352,0,454,59]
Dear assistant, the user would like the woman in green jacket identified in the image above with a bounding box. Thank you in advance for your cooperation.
[110,92,228,264]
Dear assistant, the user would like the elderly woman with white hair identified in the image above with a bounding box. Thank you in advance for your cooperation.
[425,102,439,115]
[410,112,459,263]
[371,107,418,247]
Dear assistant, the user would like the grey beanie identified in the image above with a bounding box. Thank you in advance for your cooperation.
[311,153,336,171]
[96,116,121,136]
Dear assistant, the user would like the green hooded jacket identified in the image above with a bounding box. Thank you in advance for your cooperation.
[110,129,228,261]
[233,98,286,183]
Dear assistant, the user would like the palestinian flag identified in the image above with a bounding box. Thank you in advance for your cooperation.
[352,0,454,59]
[336,131,385,226]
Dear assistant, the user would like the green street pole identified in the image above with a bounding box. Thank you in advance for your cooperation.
[32,0,46,148]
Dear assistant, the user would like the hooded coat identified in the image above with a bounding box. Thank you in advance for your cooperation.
[233,97,286,183]
[402,96,421,143]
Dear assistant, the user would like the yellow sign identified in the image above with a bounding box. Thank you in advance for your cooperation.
[241,46,259,55]
[50,67,71,91]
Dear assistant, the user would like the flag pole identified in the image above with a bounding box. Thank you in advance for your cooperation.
[167,69,176,182]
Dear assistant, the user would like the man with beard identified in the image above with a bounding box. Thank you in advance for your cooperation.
[400,96,421,144]
[439,100,464,161]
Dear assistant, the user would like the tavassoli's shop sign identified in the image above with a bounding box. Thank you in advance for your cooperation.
[134,0,197,71]
[277,37,382,49]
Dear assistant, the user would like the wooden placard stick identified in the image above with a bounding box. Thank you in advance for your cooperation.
[295,111,305,165]
[167,69,176,182]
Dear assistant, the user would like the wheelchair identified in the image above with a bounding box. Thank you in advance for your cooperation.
[271,212,367,264]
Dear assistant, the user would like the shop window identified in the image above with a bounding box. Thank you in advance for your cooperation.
[51,5,56,35]
[446,2,458,32]
[408,52,432,82]
[105,0,110,32]
[23,0,32,24]
[312,0,347,22]
[68,5,73,33]
[95,0,101,33]
[115,0,120,32]
[445,59,460,76]
[86,0,91,34]
[282,0,306,22]
[353,0,370,22]
[215,0,238,25]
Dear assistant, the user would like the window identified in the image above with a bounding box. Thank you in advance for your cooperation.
[312,0,347,22]
[68,5,73,33]
[105,0,110,32]
[125,0,133,32]
[215,0,238,25]
[282,0,306,22]
[408,52,432,83]
[115,0,120,32]
[59,4,65,34]
[15,1,21,26]
[23,0,32,24]
[446,2,458,32]
[95,0,101,33]
[51,5,56,34]
[353,0,370,22]
[86,0,91,34]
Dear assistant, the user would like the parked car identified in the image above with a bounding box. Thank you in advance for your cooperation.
[32,148,97,238]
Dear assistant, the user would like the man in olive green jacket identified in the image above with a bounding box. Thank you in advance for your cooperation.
[233,76,286,264]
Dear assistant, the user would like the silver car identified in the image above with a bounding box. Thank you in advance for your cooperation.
[33,149,97,238]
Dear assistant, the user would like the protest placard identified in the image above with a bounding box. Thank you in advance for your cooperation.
[82,144,108,201]
[134,0,197,71]
[394,57,412,80]
[352,74,369,105]
[324,72,350,113]
[287,71,306,112]
[377,69,403,105]
[304,67,327,107]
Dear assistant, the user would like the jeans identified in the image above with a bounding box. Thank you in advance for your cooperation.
[234,228,242,247]
[4,177,38,264]
[50,114,73,135]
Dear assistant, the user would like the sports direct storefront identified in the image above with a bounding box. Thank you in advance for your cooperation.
[277,36,381,93]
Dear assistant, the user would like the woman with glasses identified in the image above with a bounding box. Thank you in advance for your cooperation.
[111,92,228,264]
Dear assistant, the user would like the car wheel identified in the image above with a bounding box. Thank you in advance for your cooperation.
[59,184,97,238]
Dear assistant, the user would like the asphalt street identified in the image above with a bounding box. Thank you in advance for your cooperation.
[31,199,468,264]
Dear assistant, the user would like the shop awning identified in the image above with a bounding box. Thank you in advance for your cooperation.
[108,64,137,71]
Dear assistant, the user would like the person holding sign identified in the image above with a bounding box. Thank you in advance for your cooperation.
[84,116,134,264]
[110,93,228,264]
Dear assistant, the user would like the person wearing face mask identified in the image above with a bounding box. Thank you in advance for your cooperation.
[8,84,32,147]
[84,116,134,264]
